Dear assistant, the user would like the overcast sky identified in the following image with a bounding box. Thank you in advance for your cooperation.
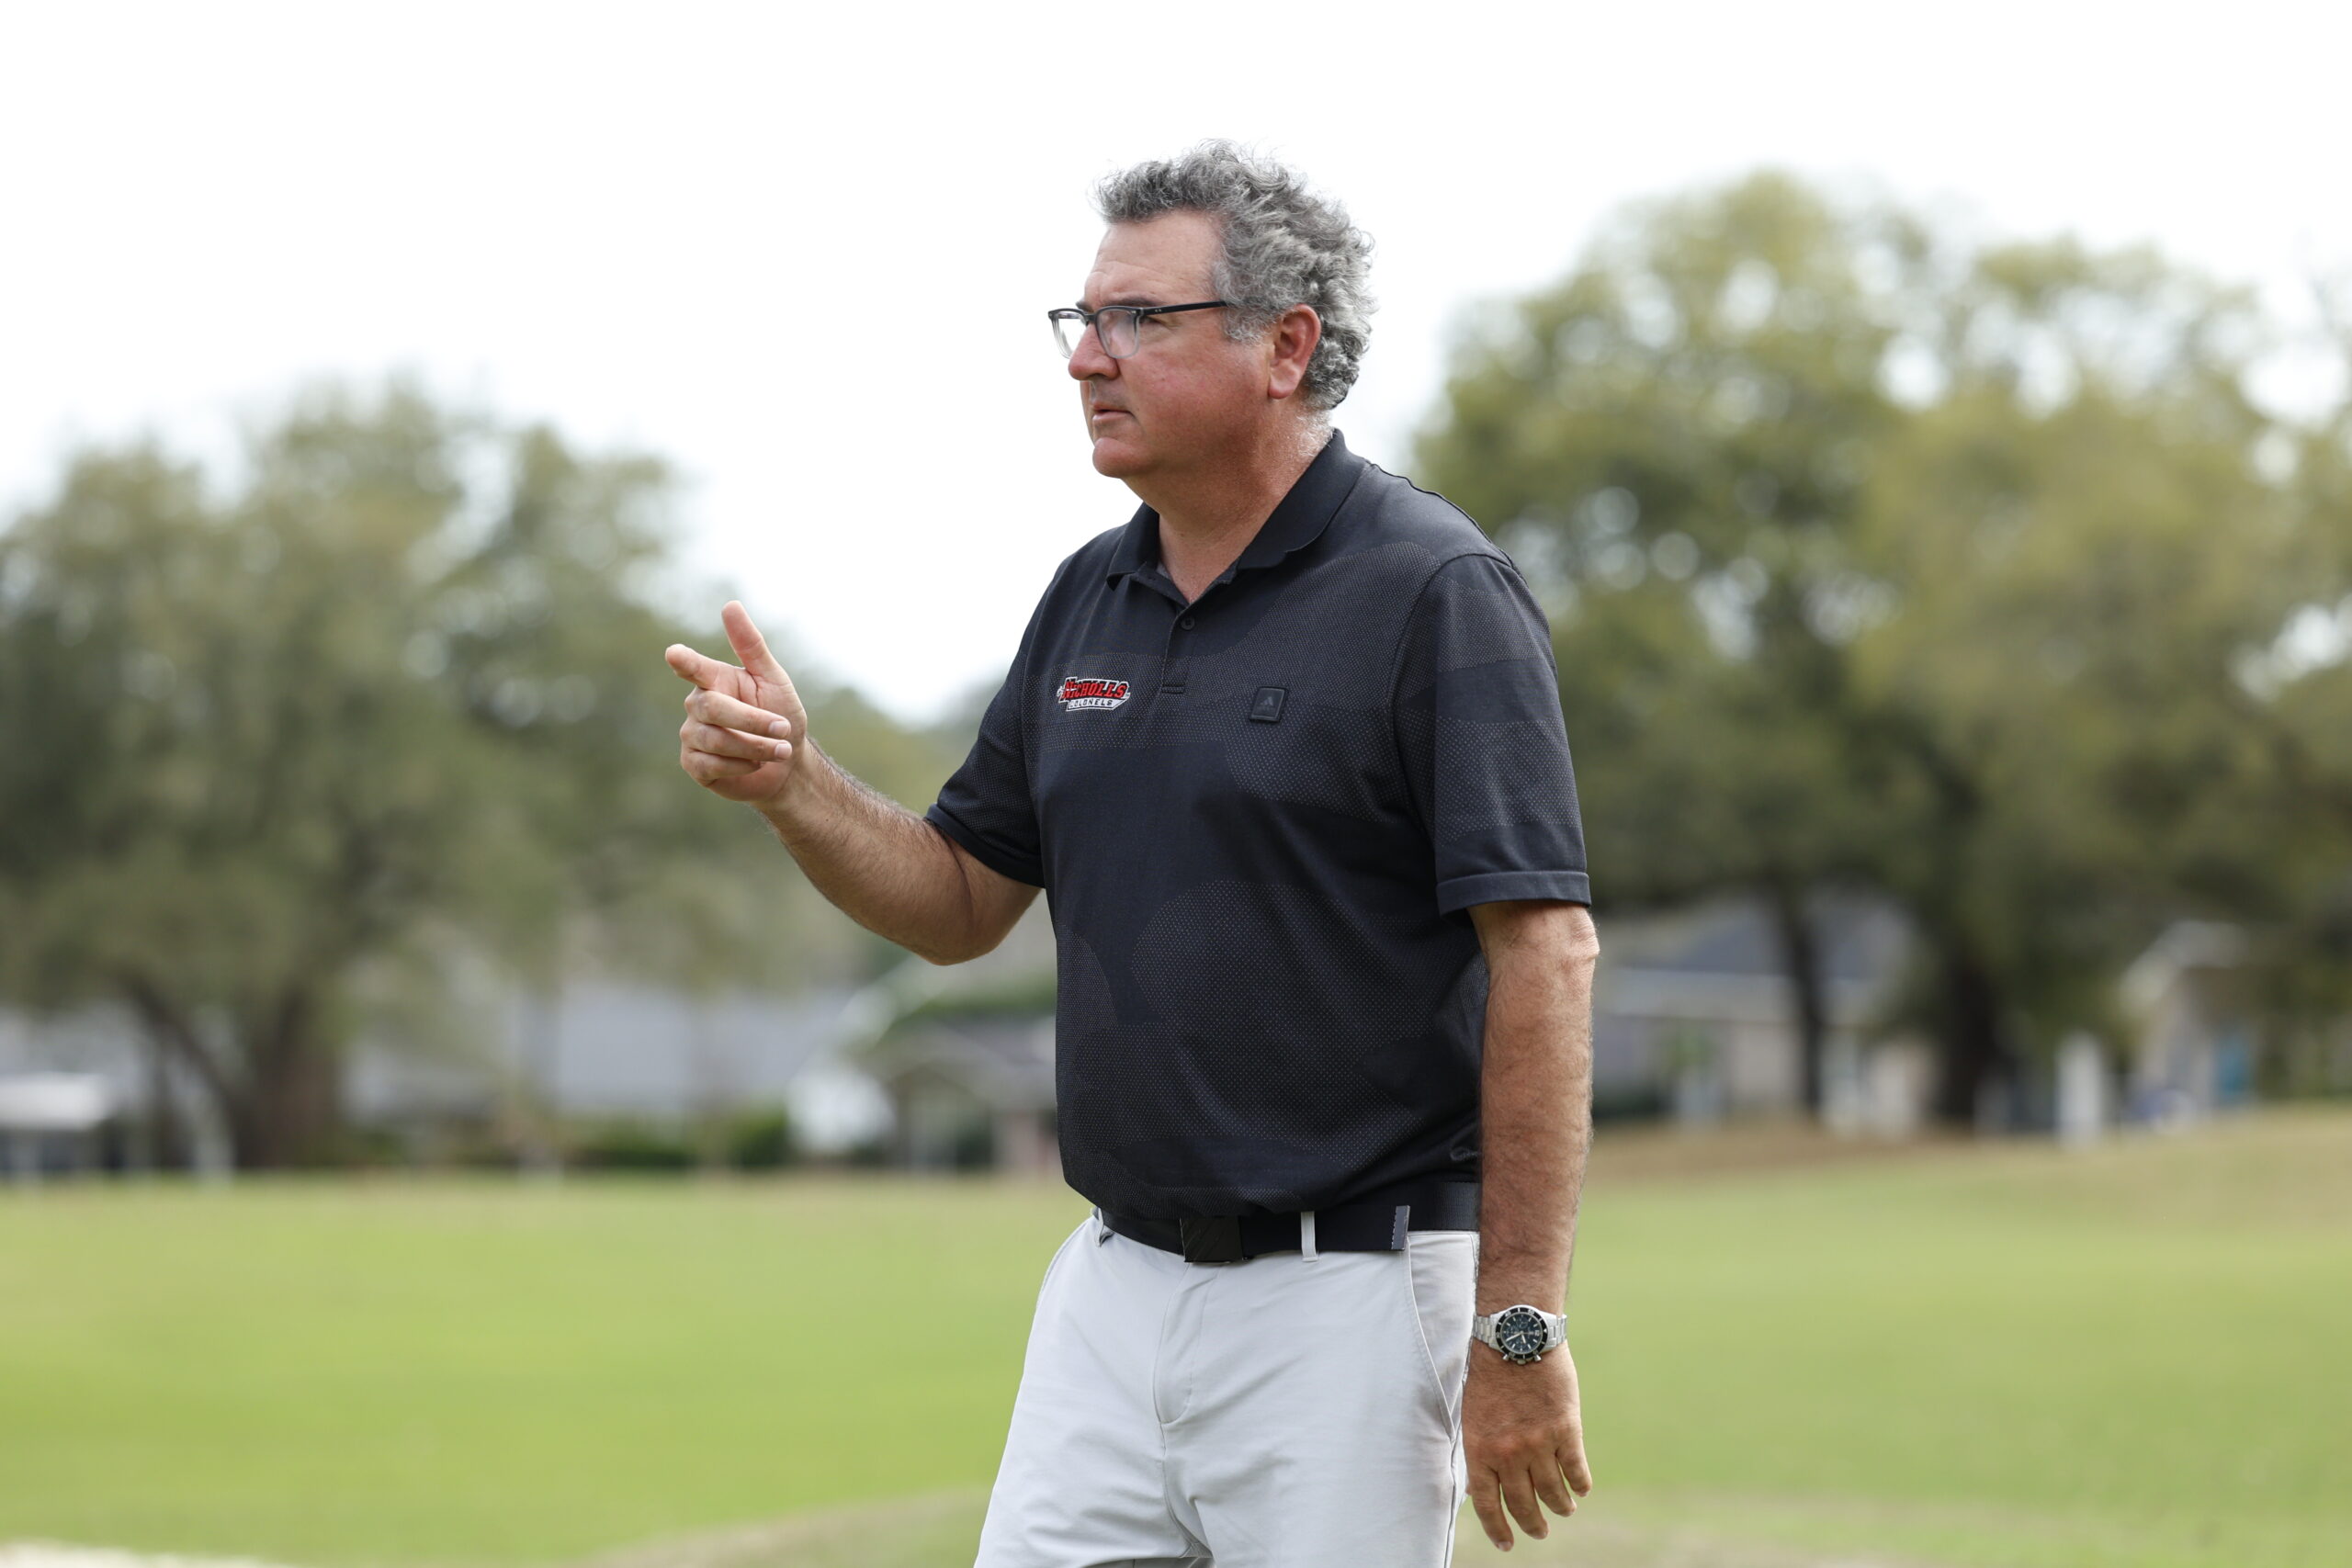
[6,0,2346,727]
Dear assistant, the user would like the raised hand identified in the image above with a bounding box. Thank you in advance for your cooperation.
[665,600,810,807]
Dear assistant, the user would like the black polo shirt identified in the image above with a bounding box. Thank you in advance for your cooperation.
[924,429,1590,1220]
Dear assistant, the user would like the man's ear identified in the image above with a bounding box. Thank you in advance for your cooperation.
[1265,304,1323,400]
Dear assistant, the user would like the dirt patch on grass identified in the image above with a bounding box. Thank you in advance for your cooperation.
[1452,1508,1950,1566]
[570,1491,989,1568]
[0,1550,304,1568]
[564,1489,1960,1568]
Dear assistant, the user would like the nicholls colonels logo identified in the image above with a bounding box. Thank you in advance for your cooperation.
[1057,674,1131,711]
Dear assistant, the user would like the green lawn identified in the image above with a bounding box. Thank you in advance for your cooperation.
[2,1108,2346,1568]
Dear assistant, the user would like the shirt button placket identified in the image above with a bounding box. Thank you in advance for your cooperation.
[1162,608,1193,698]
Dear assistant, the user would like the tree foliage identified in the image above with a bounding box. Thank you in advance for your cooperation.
[1418,172,2352,1122]
[0,380,956,1166]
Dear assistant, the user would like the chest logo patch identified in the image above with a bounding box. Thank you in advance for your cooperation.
[1057,675,1131,711]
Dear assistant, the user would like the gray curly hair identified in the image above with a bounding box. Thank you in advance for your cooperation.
[1092,141,1375,412]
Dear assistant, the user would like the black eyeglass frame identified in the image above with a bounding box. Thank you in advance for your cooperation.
[1047,299,1232,359]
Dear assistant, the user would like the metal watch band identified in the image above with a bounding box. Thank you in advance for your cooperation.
[1472,1303,1567,1364]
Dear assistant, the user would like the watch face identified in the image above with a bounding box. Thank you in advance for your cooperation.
[1496,1306,1548,1359]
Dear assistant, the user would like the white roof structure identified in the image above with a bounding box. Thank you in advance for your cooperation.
[0,1072,113,1132]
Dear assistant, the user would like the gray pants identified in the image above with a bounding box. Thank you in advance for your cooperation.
[974,1210,1479,1567]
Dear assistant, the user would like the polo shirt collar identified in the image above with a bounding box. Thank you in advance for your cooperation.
[1105,428,1362,584]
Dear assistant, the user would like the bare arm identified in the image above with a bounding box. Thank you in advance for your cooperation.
[755,736,1038,964]
[666,600,1038,965]
[1461,897,1601,1552]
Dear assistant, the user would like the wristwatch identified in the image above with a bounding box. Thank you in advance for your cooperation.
[1471,1303,1567,1364]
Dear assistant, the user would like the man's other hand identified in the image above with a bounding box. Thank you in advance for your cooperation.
[1462,1339,1594,1551]
[665,600,809,807]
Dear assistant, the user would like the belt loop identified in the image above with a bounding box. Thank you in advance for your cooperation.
[1093,1206,1111,1245]
[1300,1208,1318,1262]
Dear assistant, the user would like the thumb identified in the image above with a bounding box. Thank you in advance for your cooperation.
[721,600,787,682]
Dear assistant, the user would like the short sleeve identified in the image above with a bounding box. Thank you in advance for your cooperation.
[1393,552,1591,914]
[924,596,1048,890]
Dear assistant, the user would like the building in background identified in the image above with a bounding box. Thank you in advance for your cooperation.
[0,892,2301,1176]
[865,1014,1057,1175]
[0,1070,113,1180]
[2120,921,2262,1126]
[1590,893,1916,1131]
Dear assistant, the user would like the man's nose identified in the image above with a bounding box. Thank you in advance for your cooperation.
[1067,322,1118,382]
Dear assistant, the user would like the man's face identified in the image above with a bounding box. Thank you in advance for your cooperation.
[1070,211,1266,481]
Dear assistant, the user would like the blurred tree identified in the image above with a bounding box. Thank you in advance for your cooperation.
[0,380,948,1168]
[1419,174,2352,1126]
[1420,173,1930,1115]
[1842,237,2335,1120]
[2224,271,2352,1094]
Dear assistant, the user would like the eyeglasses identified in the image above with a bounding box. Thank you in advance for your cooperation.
[1047,299,1231,360]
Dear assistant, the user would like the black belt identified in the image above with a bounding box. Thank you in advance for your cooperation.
[1098,1178,1480,1264]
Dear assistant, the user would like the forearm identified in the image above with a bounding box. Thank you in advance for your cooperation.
[1475,919,1599,1314]
[752,735,978,964]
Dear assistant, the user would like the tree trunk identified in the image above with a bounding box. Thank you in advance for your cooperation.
[121,974,237,1169]
[138,1034,184,1171]
[1928,938,2014,1129]
[230,985,345,1168]
[1766,878,1830,1116]
[122,975,348,1169]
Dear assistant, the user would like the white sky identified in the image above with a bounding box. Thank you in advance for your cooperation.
[5,0,2346,726]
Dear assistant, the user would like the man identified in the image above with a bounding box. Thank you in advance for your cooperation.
[665,141,1598,1565]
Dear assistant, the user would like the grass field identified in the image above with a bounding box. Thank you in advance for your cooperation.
[2,1107,2346,1568]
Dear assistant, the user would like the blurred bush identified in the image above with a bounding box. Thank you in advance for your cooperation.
[721,1106,797,1170]
[568,1117,699,1172]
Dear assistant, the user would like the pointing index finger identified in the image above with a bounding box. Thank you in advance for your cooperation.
[664,642,734,690]
[722,600,786,682]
